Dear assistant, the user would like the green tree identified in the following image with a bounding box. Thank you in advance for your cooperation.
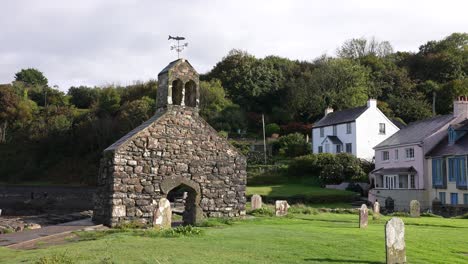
[68,86,99,108]
[0,85,20,143]
[337,37,393,59]
[199,79,233,123]
[14,68,48,86]
[265,123,280,137]
[117,97,155,131]
[96,87,121,116]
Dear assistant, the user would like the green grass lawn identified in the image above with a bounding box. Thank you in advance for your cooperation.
[1,213,467,264]
[247,184,359,205]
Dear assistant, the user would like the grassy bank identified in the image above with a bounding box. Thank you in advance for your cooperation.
[1,213,467,263]
[246,184,359,204]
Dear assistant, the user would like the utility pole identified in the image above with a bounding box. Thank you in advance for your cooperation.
[262,114,267,165]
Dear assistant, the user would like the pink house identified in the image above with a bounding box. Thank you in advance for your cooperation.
[368,98,468,211]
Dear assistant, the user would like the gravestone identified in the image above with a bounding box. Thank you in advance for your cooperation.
[359,204,368,228]
[153,198,172,229]
[275,200,289,216]
[385,217,406,264]
[410,200,420,217]
[251,194,262,210]
[373,201,381,220]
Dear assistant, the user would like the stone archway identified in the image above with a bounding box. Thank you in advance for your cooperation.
[160,177,203,225]
[184,80,197,107]
[171,79,183,105]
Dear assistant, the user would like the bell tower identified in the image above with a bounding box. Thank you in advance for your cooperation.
[156,58,199,109]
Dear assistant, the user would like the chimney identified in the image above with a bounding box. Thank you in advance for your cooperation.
[453,96,468,119]
[325,107,334,116]
[367,98,377,108]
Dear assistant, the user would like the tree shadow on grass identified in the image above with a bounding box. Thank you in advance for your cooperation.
[304,258,384,264]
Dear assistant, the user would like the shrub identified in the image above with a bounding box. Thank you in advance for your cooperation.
[274,133,310,157]
[288,154,318,177]
[229,140,250,155]
[265,123,280,137]
[336,153,366,182]
[288,153,370,184]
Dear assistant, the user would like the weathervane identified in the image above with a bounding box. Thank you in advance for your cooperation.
[168,35,188,59]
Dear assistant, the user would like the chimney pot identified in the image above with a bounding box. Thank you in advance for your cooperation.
[367,99,377,108]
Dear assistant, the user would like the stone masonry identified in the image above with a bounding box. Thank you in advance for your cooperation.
[93,59,247,227]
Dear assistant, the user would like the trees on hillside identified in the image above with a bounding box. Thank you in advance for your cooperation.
[14,68,48,86]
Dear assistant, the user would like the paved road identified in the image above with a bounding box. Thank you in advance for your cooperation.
[0,218,100,247]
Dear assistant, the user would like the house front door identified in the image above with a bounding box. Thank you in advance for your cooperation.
[384,175,397,189]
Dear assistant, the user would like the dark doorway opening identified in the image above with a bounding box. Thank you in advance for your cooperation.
[166,184,198,225]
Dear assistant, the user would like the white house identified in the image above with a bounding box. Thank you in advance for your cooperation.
[312,99,399,160]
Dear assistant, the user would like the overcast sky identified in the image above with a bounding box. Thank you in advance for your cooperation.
[1,0,467,91]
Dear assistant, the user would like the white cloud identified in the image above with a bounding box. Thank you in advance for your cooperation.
[0,0,466,90]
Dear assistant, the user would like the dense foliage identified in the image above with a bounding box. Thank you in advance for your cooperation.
[288,153,369,184]
[0,33,466,184]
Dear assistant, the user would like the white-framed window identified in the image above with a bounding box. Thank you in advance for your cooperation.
[325,144,330,153]
[345,143,352,153]
[394,149,399,160]
[320,127,324,137]
[382,151,390,161]
[318,146,323,153]
[410,175,415,189]
[405,148,415,160]
[336,145,342,153]
[333,125,337,136]
[379,123,386,134]
[346,123,352,134]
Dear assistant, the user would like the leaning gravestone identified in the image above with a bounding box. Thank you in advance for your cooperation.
[251,194,263,210]
[373,201,381,220]
[153,198,172,229]
[410,200,420,217]
[359,204,368,228]
[275,200,289,216]
[385,217,406,264]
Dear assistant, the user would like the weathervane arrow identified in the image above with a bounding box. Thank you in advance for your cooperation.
[168,35,188,59]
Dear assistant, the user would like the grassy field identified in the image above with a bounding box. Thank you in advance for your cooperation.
[1,213,467,264]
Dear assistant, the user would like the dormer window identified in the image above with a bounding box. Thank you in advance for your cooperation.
[448,127,456,145]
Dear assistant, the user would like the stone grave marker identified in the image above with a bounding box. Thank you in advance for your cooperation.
[359,204,368,228]
[153,198,172,229]
[373,201,381,220]
[385,217,406,264]
[275,200,289,216]
[410,200,420,217]
[251,194,263,210]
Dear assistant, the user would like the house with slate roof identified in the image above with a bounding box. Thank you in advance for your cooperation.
[312,99,399,160]
[369,97,468,211]
[427,119,468,207]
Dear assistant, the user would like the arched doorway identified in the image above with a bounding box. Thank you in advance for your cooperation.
[167,184,198,225]
[160,177,203,225]
[184,80,197,107]
[171,79,183,105]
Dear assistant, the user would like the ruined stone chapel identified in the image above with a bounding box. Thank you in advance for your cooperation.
[93,59,247,226]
